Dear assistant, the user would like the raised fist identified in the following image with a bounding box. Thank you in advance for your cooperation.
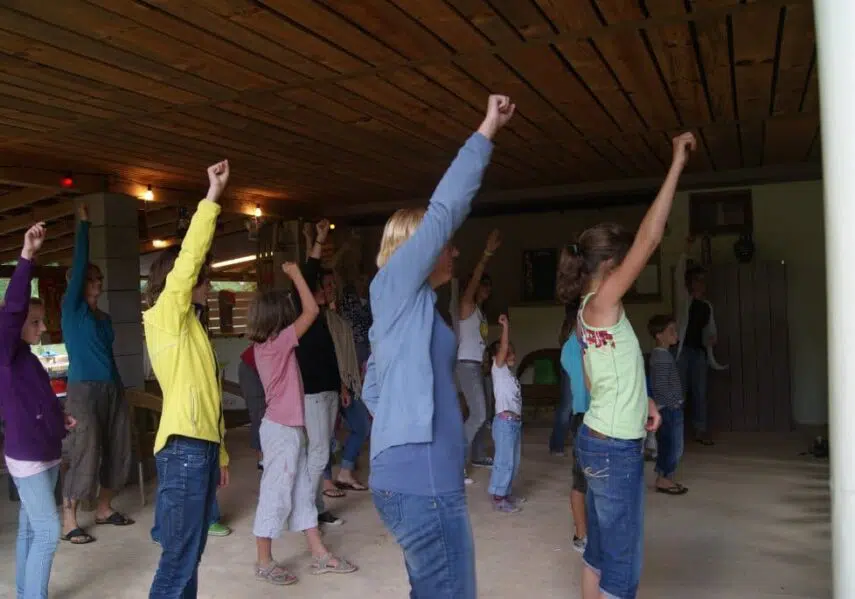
[671,132,696,169]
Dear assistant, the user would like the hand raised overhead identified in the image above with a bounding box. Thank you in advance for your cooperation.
[206,160,230,203]
[22,222,46,260]
[478,94,515,140]
[671,132,696,169]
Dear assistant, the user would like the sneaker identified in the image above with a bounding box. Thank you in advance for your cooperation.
[207,522,232,537]
[471,457,493,468]
[464,470,474,485]
[492,498,521,513]
[572,535,587,553]
[318,511,344,526]
[550,450,566,457]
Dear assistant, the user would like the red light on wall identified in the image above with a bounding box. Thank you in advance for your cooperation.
[60,174,73,189]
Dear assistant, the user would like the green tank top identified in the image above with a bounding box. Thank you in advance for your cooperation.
[577,293,648,440]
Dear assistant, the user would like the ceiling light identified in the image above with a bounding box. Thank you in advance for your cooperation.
[254,204,262,218]
[60,173,74,189]
[142,185,154,201]
[211,254,257,269]
[329,223,336,230]
[152,239,168,248]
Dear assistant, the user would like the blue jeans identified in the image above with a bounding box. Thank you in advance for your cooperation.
[151,491,219,544]
[149,436,220,599]
[488,415,521,497]
[576,425,645,599]
[678,347,708,433]
[549,371,574,453]
[324,398,371,479]
[655,407,684,479]
[372,489,476,599]
[13,465,61,599]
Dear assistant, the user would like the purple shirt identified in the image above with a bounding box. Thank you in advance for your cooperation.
[0,258,66,461]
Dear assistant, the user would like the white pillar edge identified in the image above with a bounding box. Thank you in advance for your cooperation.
[814,2,855,597]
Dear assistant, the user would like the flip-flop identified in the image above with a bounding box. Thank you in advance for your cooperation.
[334,481,368,492]
[323,488,346,498]
[95,512,135,526]
[656,484,688,495]
[62,528,95,544]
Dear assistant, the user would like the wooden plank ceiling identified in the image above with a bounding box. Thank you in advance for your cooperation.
[0,0,819,262]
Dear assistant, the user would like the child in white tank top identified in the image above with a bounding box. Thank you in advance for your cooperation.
[486,315,525,513]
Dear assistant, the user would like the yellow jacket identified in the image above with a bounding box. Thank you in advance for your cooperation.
[143,200,228,466]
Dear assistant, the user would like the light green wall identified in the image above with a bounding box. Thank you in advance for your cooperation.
[448,180,827,426]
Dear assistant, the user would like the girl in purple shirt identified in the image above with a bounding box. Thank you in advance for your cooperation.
[1,223,76,599]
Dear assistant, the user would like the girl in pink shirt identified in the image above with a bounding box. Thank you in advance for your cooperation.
[248,262,357,586]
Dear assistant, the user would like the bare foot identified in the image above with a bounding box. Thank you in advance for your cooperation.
[335,472,367,491]
[322,479,345,498]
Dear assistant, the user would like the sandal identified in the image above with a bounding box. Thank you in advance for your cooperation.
[62,528,95,544]
[323,487,346,498]
[334,480,368,491]
[255,562,298,586]
[311,553,357,575]
[95,512,135,526]
[656,484,688,495]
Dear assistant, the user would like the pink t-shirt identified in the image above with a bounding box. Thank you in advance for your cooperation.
[253,325,305,427]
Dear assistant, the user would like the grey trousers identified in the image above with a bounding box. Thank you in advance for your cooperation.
[304,391,339,513]
[62,381,131,502]
[457,361,490,462]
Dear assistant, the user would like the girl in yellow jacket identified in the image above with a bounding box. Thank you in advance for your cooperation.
[143,160,230,599]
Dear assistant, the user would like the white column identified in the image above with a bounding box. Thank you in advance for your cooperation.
[815,2,855,597]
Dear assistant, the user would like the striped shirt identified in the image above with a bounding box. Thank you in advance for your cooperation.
[649,347,684,409]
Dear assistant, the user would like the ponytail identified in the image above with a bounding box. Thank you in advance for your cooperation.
[556,244,588,305]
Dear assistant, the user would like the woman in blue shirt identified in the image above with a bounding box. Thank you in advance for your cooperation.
[362,94,515,599]
[60,203,133,545]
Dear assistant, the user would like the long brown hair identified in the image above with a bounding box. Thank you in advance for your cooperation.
[145,246,212,307]
[246,290,297,343]
[555,223,633,305]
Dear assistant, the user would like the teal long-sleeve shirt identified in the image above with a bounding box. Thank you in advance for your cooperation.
[61,220,119,384]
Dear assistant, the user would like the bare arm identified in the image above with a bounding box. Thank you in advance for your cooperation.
[589,133,695,323]
[494,314,510,367]
[460,229,500,320]
[283,262,319,339]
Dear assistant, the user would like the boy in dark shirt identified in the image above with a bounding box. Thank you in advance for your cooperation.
[648,315,688,496]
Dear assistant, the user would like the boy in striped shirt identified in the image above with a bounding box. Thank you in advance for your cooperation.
[648,315,689,496]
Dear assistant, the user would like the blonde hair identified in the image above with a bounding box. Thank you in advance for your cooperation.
[376,207,426,268]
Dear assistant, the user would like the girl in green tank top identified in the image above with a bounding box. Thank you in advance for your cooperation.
[556,132,696,599]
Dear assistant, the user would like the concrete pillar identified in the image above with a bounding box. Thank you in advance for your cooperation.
[75,193,144,389]
[814,1,854,596]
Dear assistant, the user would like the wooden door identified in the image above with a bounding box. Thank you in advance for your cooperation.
[707,261,792,432]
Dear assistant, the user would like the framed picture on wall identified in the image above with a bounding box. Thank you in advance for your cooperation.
[625,248,662,303]
[689,189,753,236]
[522,248,558,303]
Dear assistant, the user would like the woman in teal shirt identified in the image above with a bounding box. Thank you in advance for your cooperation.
[60,203,133,545]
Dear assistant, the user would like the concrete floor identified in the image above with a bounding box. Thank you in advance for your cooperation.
[0,427,830,598]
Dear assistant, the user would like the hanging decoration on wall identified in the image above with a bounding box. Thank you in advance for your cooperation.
[700,235,712,267]
[176,205,191,238]
[246,204,262,241]
[733,232,756,264]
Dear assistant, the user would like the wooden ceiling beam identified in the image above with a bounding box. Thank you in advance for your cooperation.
[0,166,107,193]
[0,187,63,213]
[0,203,74,236]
